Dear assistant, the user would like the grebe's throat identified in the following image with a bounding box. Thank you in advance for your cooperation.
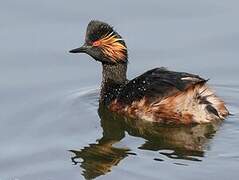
[100,62,127,103]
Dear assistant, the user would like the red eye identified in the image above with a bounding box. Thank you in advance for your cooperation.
[93,40,101,46]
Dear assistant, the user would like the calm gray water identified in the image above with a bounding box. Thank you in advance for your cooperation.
[0,0,239,180]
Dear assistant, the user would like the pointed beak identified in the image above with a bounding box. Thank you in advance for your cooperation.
[69,44,88,53]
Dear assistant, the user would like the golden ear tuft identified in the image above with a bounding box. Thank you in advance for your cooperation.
[92,32,127,62]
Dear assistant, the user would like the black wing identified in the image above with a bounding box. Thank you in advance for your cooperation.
[117,67,207,104]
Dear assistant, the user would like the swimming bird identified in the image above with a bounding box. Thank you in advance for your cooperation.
[69,20,229,124]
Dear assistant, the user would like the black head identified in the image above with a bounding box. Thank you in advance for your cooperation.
[69,20,128,64]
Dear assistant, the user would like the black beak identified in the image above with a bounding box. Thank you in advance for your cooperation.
[69,44,88,53]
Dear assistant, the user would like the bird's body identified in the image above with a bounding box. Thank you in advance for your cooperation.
[70,20,229,124]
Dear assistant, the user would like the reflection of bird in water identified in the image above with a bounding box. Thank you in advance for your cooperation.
[69,20,229,124]
[70,105,222,179]
[70,142,129,180]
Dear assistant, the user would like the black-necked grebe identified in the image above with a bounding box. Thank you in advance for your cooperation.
[69,20,229,124]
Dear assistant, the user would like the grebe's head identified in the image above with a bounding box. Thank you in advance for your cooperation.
[69,20,128,64]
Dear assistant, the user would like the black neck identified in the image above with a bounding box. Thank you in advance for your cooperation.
[100,62,127,103]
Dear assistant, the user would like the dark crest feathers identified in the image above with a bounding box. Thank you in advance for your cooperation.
[86,20,120,43]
